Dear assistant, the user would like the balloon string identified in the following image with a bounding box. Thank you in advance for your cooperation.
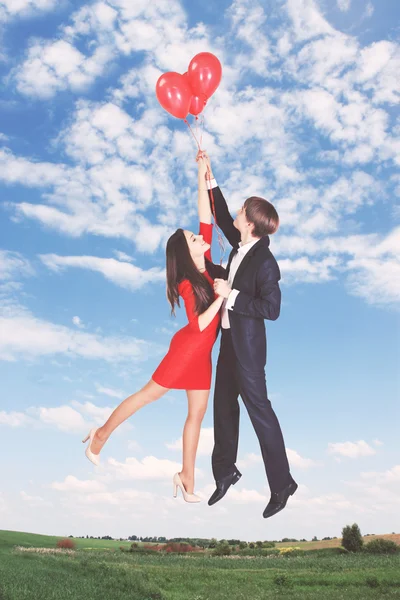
[207,170,226,267]
[184,118,202,152]
[185,117,226,266]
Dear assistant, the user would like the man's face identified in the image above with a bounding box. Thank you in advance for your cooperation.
[233,204,251,234]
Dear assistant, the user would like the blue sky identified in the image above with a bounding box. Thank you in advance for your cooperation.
[0,0,399,542]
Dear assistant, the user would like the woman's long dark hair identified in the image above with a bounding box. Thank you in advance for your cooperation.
[166,228,214,316]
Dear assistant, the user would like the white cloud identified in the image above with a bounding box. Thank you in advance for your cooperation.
[237,449,320,470]
[50,475,107,493]
[237,452,263,469]
[0,250,34,281]
[95,385,125,400]
[0,411,31,427]
[285,0,335,42]
[286,449,322,469]
[0,0,58,22]
[228,487,267,504]
[328,440,377,458]
[337,0,350,12]
[360,464,400,485]
[1,400,115,433]
[20,491,52,508]
[12,39,114,98]
[72,316,84,328]
[363,2,374,19]
[40,253,165,291]
[166,427,214,457]
[0,301,164,362]
[33,405,87,433]
[69,401,114,425]
[106,455,202,481]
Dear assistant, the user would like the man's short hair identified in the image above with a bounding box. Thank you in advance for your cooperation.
[244,196,279,237]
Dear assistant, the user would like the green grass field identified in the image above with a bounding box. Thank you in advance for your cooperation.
[1,530,400,600]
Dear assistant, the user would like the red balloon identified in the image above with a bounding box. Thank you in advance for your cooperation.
[182,72,207,116]
[155,72,193,119]
[187,52,222,100]
[189,94,207,116]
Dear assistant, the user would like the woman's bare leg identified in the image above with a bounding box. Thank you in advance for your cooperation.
[179,389,209,494]
[90,379,169,455]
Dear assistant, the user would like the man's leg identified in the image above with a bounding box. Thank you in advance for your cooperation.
[212,329,241,481]
[237,366,294,493]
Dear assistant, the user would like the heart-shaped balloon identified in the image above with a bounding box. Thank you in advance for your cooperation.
[187,52,222,100]
[155,72,193,119]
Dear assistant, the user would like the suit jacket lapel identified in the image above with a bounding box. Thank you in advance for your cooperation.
[232,251,253,287]
[231,236,269,287]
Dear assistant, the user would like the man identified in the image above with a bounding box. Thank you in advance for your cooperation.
[202,153,297,519]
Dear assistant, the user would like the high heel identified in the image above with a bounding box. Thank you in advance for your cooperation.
[82,428,100,466]
[172,472,201,503]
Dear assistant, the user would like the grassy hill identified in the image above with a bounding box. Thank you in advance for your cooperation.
[1,529,399,600]
[1,529,399,552]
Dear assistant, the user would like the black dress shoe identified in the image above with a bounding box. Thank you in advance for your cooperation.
[208,469,242,506]
[263,480,298,519]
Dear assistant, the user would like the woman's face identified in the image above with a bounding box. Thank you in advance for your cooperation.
[183,230,210,260]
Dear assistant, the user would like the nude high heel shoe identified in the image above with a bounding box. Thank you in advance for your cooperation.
[82,428,100,466]
[173,472,201,503]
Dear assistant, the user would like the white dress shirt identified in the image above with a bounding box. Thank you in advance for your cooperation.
[207,178,260,330]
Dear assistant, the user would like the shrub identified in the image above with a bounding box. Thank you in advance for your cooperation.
[56,538,76,550]
[273,574,291,587]
[249,542,255,549]
[212,542,231,556]
[164,542,194,553]
[363,538,399,554]
[279,546,303,557]
[365,577,380,588]
[341,523,363,552]
[262,541,275,548]
[239,542,248,549]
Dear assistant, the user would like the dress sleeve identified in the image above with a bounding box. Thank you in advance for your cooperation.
[199,222,213,262]
[178,280,201,332]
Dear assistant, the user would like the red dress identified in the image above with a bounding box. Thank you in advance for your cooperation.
[152,222,220,390]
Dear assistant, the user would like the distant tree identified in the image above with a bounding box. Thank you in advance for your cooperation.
[322,537,332,540]
[256,541,263,548]
[208,538,217,549]
[341,523,363,552]
[57,538,76,550]
[239,542,248,549]
[249,542,255,549]
[364,538,398,555]
[312,536,318,541]
[213,541,231,556]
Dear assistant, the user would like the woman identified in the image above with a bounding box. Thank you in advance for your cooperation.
[82,153,225,503]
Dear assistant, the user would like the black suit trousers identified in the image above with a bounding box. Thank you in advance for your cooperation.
[212,328,292,493]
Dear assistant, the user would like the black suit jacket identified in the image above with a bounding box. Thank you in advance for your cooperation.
[207,186,281,372]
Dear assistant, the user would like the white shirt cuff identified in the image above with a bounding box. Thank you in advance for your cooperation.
[226,289,240,310]
[207,178,218,189]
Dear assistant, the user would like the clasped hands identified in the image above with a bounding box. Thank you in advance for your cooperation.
[213,278,231,299]
[196,149,212,181]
